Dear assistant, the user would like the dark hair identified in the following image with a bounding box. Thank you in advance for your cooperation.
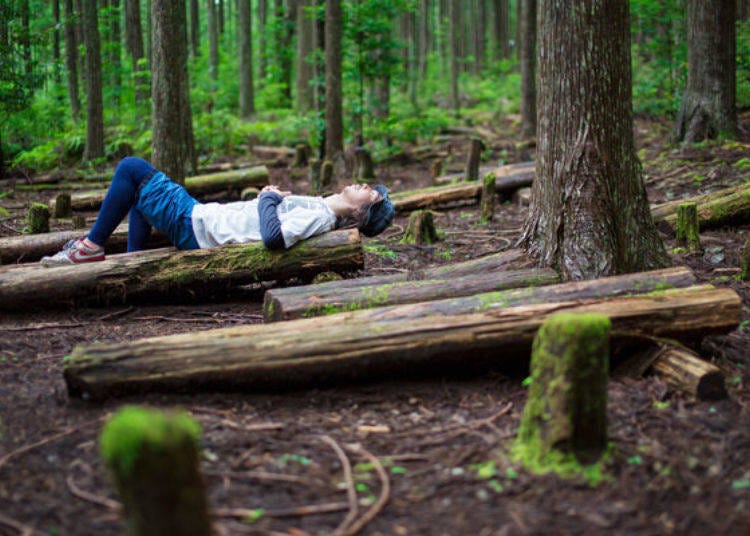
[335,200,375,230]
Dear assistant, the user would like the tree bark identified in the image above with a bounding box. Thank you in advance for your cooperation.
[82,0,104,161]
[296,0,314,112]
[493,0,510,59]
[207,0,219,79]
[520,0,668,280]
[674,0,737,143]
[152,0,195,184]
[124,0,147,105]
[0,230,363,311]
[63,0,81,122]
[324,0,343,160]
[189,0,200,57]
[447,1,460,117]
[519,0,536,138]
[64,285,740,399]
[238,0,255,117]
[651,183,750,232]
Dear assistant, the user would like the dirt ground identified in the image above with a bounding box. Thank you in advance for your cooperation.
[1,117,749,536]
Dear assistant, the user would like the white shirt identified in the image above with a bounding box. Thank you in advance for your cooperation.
[190,195,337,249]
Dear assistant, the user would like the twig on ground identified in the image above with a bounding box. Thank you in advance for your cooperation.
[0,512,35,536]
[0,322,86,332]
[217,418,285,433]
[97,306,135,321]
[0,418,104,470]
[66,460,121,511]
[214,501,349,519]
[339,444,390,536]
[394,402,514,439]
[320,435,359,536]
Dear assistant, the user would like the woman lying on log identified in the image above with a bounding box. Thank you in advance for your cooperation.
[41,157,394,266]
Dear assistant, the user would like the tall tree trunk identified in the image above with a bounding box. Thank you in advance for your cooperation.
[124,0,148,106]
[324,0,343,160]
[520,0,668,280]
[145,0,151,68]
[418,0,428,79]
[519,0,536,138]
[312,0,326,158]
[674,0,737,143]
[476,0,486,72]
[278,0,297,105]
[189,0,200,58]
[493,0,510,59]
[107,0,122,106]
[20,0,31,76]
[63,0,81,121]
[238,0,255,117]
[82,0,104,161]
[218,0,225,34]
[296,0,314,112]
[208,0,219,79]
[258,0,267,81]
[53,0,62,83]
[152,0,195,184]
[447,1,460,117]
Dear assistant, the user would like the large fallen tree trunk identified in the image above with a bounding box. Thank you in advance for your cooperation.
[651,184,750,231]
[264,268,560,321]
[64,284,741,399]
[49,166,270,212]
[0,230,362,311]
[0,224,170,265]
[264,248,536,320]
[392,164,535,212]
[265,266,697,322]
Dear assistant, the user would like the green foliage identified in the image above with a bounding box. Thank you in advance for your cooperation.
[737,20,750,109]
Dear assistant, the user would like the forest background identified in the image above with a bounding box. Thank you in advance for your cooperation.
[2,0,749,180]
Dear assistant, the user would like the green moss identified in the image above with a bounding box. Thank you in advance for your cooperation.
[100,406,201,477]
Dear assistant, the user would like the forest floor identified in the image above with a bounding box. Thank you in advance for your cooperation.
[1,115,749,536]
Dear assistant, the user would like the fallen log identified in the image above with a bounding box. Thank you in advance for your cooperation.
[651,183,750,231]
[0,224,170,265]
[264,267,560,321]
[0,230,363,311]
[49,166,270,212]
[651,345,727,400]
[64,285,741,399]
[265,265,697,322]
[263,248,535,320]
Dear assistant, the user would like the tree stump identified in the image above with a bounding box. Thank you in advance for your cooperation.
[464,137,485,182]
[676,202,702,253]
[430,159,443,181]
[100,407,210,536]
[401,210,439,245]
[309,159,322,195]
[480,172,496,223]
[517,313,610,470]
[71,214,87,230]
[54,193,72,218]
[321,160,334,189]
[355,147,375,181]
[293,143,310,167]
[27,203,51,234]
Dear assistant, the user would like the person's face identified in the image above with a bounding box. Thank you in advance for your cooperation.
[341,183,382,208]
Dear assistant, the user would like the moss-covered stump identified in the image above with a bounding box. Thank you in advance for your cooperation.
[72,214,87,229]
[27,203,50,234]
[100,407,210,536]
[430,159,443,181]
[292,143,310,167]
[401,210,439,245]
[464,137,485,182]
[517,313,611,472]
[355,147,375,181]
[480,172,496,223]
[321,160,334,189]
[54,193,72,218]
[675,202,702,253]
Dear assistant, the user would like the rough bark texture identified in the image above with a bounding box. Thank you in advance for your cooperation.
[48,166,269,212]
[0,230,363,311]
[675,202,702,253]
[521,1,668,280]
[519,0,536,138]
[27,204,50,234]
[480,172,496,223]
[82,0,104,161]
[517,313,610,465]
[152,0,194,184]
[264,267,560,322]
[207,0,219,79]
[400,210,439,245]
[64,285,740,399]
[63,0,81,121]
[674,0,737,143]
[324,0,343,159]
[100,408,210,536]
[651,184,750,232]
[464,138,485,182]
[0,224,170,265]
[296,0,315,112]
[238,0,254,117]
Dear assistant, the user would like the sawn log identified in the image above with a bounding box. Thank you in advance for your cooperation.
[49,166,270,212]
[264,265,696,321]
[0,230,363,311]
[651,184,750,231]
[63,284,740,400]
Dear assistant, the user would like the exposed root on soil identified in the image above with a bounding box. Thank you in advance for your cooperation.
[66,460,121,511]
[320,435,359,535]
[338,443,391,536]
[0,512,36,536]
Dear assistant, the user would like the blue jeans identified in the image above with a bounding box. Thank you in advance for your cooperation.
[88,157,200,251]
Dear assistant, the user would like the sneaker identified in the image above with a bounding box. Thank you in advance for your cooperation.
[40,239,105,267]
